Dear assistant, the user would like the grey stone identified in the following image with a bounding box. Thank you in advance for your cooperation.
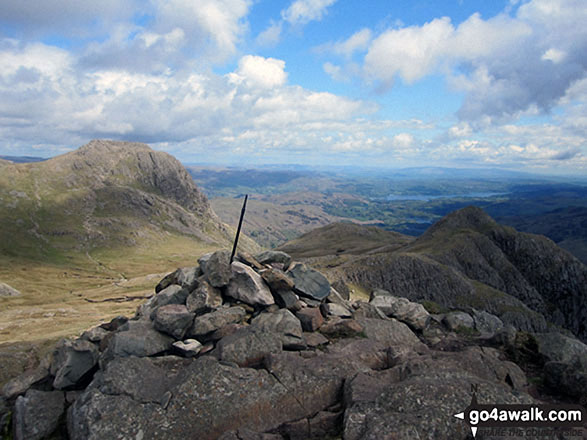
[251,309,305,350]
[287,262,331,301]
[81,326,110,344]
[260,268,295,292]
[104,320,174,360]
[326,287,352,308]
[190,306,247,337]
[205,250,232,288]
[156,266,200,293]
[320,303,352,318]
[14,390,65,440]
[172,339,203,357]
[98,316,128,332]
[331,280,350,300]
[51,339,99,389]
[0,397,8,435]
[303,332,329,348]
[272,289,302,312]
[356,317,426,351]
[296,307,324,332]
[255,251,292,269]
[472,309,504,334]
[2,359,51,400]
[534,332,587,370]
[236,251,265,270]
[543,361,587,398]
[136,284,189,318]
[226,262,274,307]
[209,323,248,341]
[320,318,364,338]
[0,281,21,297]
[219,429,284,440]
[186,279,223,314]
[197,252,213,273]
[352,302,388,320]
[369,294,430,330]
[152,304,194,339]
[442,311,475,331]
[213,327,283,367]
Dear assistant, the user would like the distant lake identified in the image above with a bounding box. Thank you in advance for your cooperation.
[383,192,507,202]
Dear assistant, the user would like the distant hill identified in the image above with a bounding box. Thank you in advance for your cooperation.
[279,206,587,342]
[0,155,47,163]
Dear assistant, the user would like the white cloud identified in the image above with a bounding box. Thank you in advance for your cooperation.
[331,28,372,58]
[256,21,283,47]
[282,0,337,25]
[230,55,288,89]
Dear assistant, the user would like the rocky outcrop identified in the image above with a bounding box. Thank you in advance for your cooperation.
[1,249,584,439]
[0,282,21,297]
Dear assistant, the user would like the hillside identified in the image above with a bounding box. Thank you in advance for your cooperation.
[0,140,257,343]
[279,207,587,342]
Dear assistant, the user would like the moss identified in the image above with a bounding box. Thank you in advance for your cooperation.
[454,326,480,338]
[421,300,449,314]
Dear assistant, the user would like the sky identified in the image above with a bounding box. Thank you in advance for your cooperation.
[0,0,586,174]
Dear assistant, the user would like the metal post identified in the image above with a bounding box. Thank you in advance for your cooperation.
[230,194,248,264]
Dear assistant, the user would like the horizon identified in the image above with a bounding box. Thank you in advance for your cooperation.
[0,0,586,174]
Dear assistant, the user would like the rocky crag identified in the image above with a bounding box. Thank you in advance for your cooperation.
[1,249,586,439]
[283,207,587,344]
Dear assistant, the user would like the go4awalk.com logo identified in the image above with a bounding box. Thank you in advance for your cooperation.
[454,394,586,438]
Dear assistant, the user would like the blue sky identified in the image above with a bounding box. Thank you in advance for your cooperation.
[0,0,585,174]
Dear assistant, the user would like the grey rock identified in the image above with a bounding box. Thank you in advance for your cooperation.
[255,250,292,269]
[369,293,430,330]
[213,327,283,367]
[303,332,329,348]
[219,429,284,440]
[226,262,274,307]
[534,332,587,370]
[152,304,194,339]
[442,311,475,331]
[295,307,324,332]
[331,280,350,300]
[98,316,128,332]
[472,309,504,334]
[326,287,352,308]
[260,268,295,292]
[14,390,65,440]
[236,251,265,271]
[209,323,248,341]
[186,279,223,314]
[352,302,388,320]
[320,318,364,338]
[272,289,302,312]
[2,359,51,400]
[320,303,352,318]
[543,361,587,399]
[489,325,517,347]
[0,397,8,435]
[251,309,305,350]
[136,284,189,318]
[81,326,110,344]
[51,339,99,389]
[356,317,426,351]
[0,281,21,297]
[205,250,232,288]
[172,339,203,357]
[156,266,200,293]
[299,297,321,308]
[104,320,174,360]
[287,262,331,301]
[190,306,247,337]
[197,252,213,274]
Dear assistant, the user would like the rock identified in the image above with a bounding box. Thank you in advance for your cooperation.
[213,327,283,367]
[197,252,213,273]
[156,267,200,293]
[51,339,99,389]
[442,311,475,331]
[152,304,194,340]
[331,280,350,300]
[219,429,284,440]
[1,359,51,400]
[326,287,351,308]
[0,281,21,297]
[320,303,352,318]
[99,316,128,332]
[534,332,587,370]
[303,332,329,348]
[0,397,8,435]
[320,318,364,338]
[489,325,517,348]
[236,252,265,271]
[209,323,248,341]
[352,302,388,320]
[299,297,321,308]
[13,390,65,440]
[226,262,274,307]
[81,326,110,344]
[471,309,504,334]
[369,293,430,330]
[308,410,342,439]
[255,251,292,270]
[287,263,331,301]
[261,268,295,292]
[295,308,324,332]
[272,290,302,312]
[251,309,305,350]
[172,339,203,357]
[186,279,223,314]
[205,250,232,288]
[356,317,426,351]
[136,284,189,318]
[104,320,174,360]
[543,361,587,398]
[190,306,247,337]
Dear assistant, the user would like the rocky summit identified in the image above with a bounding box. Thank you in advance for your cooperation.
[1,249,586,439]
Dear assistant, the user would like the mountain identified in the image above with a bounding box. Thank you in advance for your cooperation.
[279,206,587,342]
[0,140,258,343]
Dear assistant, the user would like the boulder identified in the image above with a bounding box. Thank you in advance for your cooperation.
[369,293,429,330]
[533,332,587,370]
[326,287,351,308]
[156,266,200,293]
[98,316,128,332]
[103,320,174,360]
[320,303,352,318]
[295,308,324,332]
[197,252,213,273]
[331,280,350,301]
[190,306,247,337]
[219,429,284,440]
[255,251,292,270]
[442,311,475,331]
[80,326,110,344]
[204,250,232,288]
[209,323,248,341]
[0,281,21,297]
[471,309,504,335]
[287,263,331,301]
[251,309,305,350]
[13,390,65,440]
[303,332,329,348]
[172,339,203,358]
[226,262,274,307]
[136,284,189,318]
[543,361,587,398]
[320,318,364,338]
[260,268,295,292]
[356,317,426,351]
[213,327,283,367]
[272,290,302,312]
[51,339,100,389]
[2,359,52,400]
[186,279,223,314]
[236,252,265,271]
[152,304,194,340]
[0,397,8,435]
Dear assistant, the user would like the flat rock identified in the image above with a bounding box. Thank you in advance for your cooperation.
[251,309,305,350]
[369,293,430,330]
[51,339,99,390]
[190,306,247,337]
[2,360,51,400]
[303,332,329,348]
[0,281,21,297]
[236,252,265,271]
[320,318,363,338]
[296,307,324,332]
[136,284,189,318]
[104,320,174,360]
[205,250,232,288]
[356,317,426,351]
[186,279,223,314]
[213,327,283,367]
[471,309,504,335]
[226,262,274,307]
[156,266,200,293]
[210,323,248,341]
[442,311,475,331]
[80,326,110,344]
[255,251,292,269]
[533,332,587,370]
[14,389,65,440]
[260,268,295,292]
[331,280,350,300]
[287,263,331,301]
[320,303,352,318]
[197,252,213,273]
[153,304,194,340]
[272,289,302,312]
[172,339,203,357]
